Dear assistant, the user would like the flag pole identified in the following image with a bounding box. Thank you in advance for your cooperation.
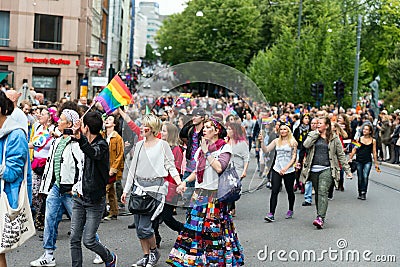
[80,99,97,120]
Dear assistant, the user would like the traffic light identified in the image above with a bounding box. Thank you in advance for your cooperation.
[311,83,317,98]
[338,80,345,98]
[333,81,338,97]
[318,83,324,98]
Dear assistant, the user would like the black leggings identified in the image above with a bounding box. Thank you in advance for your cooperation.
[153,203,184,242]
[269,169,296,214]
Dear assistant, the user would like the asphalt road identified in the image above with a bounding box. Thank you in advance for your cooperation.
[6,158,400,267]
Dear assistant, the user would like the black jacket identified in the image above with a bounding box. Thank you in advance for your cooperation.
[179,122,203,161]
[76,134,109,203]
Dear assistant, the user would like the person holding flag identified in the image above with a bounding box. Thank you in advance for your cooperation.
[348,124,379,200]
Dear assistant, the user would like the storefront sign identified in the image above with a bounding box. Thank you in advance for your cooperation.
[0,56,15,62]
[91,77,108,87]
[86,58,104,69]
[24,57,71,65]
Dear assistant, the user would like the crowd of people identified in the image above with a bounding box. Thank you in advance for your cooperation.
[0,86,399,267]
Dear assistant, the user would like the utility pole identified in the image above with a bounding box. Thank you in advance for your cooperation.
[129,0,136,70]
[352,15,362,108]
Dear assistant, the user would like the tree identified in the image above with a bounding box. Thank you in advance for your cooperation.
[247,0,357,105]
[384,43,400,111]
[144,44,157,62]
[156,0,262,71]
[360,0,400,90]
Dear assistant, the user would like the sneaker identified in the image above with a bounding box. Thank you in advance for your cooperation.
[266,181,272,189]
[313,216,324,229]
[103,215,117,221]
[302,201,311,206]
[360,193,366,200]
[30,253,56,267]
[264,213,275,222]
[146,249,160,267]
[285,210,293,219]
[132,255,148,267]
[105,252,117,267]
[93,254,104,264]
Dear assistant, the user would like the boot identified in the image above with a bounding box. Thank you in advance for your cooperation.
[360,192,366,200]
[387,144,395,164]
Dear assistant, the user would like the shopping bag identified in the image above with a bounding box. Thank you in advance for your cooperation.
[0,179,35,253]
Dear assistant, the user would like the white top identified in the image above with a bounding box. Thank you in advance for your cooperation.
[11,107,28,137]
[273,143,295,174]
[32,123,55,159]
[123,139,179,193]
[194,144,232,190]
[231,141,250,176]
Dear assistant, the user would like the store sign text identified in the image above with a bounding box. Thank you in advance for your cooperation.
[24,57,71,65]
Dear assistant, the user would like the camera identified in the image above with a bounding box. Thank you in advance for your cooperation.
[63,128,73,135]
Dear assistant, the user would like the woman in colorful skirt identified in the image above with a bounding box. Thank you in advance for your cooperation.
[167,117,244,266]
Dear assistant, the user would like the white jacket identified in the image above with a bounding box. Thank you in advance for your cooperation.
[39,137,84,195]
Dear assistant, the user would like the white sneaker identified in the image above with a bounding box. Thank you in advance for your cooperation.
[30,253,56,267]
[93,254,104,264]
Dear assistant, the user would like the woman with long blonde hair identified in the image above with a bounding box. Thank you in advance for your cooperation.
[332,122,348,193]
[260,123,298,222]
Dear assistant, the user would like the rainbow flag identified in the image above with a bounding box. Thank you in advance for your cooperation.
[96,75,132,114]
[223,106,237,117]
[179,93,192,100]
[262,117,274,125]
[352,140,361,148]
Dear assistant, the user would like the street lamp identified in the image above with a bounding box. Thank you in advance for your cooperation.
[196,11,204,17]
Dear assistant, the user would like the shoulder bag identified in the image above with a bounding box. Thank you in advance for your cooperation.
[0,137,35,253]
[217,157,242,203]
[128,142,160,215]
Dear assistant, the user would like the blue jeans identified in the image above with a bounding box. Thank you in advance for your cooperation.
[70,196,112,267]
[248,136,253,151]
[304,181,312,204]
[356,161,372,194]
[43,185,73,250]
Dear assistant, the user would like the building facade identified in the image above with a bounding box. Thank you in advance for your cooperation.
[0,0,92,103]
[138,1,162,49]
[134,11,147,59]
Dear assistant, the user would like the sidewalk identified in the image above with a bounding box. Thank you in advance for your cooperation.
[380,161,400,170]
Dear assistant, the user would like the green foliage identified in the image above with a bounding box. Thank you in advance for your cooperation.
[144,44,157,62]
[155,0,400,107]
[247,0,357,105]
[156,0,262,71]
[360,0,400,90]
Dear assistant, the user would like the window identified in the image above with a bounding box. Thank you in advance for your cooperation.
[0,11,10,47]
[34,14,62,50]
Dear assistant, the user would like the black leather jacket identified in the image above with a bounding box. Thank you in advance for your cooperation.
[76,134,109,203]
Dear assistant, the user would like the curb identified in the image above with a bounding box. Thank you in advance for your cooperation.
[380,162,400,171]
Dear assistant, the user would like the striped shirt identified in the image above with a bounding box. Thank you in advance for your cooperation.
[54,136,71,186]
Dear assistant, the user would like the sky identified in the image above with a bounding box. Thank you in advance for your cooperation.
[138,0,187,15]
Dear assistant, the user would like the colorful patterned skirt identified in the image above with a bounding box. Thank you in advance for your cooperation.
[167,189,244,266]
